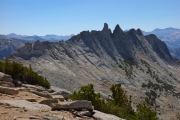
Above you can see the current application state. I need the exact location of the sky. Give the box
[0,0,180,36]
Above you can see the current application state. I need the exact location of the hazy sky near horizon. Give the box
[0,0,180,36]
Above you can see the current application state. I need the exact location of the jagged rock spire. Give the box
[113,24,124,35]
[102,23,109,31]
[114,24,121,32]
[128,28,143,36]
[137,28,143,36]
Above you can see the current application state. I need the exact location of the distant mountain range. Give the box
[0,34,75,59]
[0,38,24,59]
[40,34,75,41]
[0,33,75,43]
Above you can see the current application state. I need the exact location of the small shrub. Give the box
[69,84,105,111]
[144,81,163,92]
[118,64,123,68]
[124,67,133,77]
[141,59,150,67]
[123,58,135,67]
[136,98,158,120]
[142,83,147,87]
[162,83,173,92]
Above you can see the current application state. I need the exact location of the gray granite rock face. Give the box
[0,86,19,95]
[93,110,125,120]
[0,100,51,111]
[0,72,13,82]
[51,100,93,110]
[39,99,58,106]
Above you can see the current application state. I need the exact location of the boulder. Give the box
[0,72,5,78]
[17,81,22,87]
[39,99,58,106]
[29,116,40,119]
[51,95,65,101]
[50,86,72,99]
[22,84,46,92]
[73,110,94,117]
[43,114,64,120]
[13,80,22,87]
[0,72,13,82]
[80,110,93,117]
[17,87,26,91]
[51,91,71,99]
[42,114,64,120]
[93,110,125,120]
[28,90,52,98]
[26,98,37,102]
[47,89,55,93]
[0,100,51,111]
[11,114,64,120]
[0,81,15,87]
[51,100,93,110]
[0,86,19,95]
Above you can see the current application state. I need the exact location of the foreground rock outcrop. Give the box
[0,86,19,95]
[0,72,13,82]
[0,73,124,120]
[93,110,125,120]
[0,100,51,111]
[51,100,93,111]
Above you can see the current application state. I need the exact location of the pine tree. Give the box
[136,98,158,120]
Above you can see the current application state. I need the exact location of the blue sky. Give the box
[0,0,180,36]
